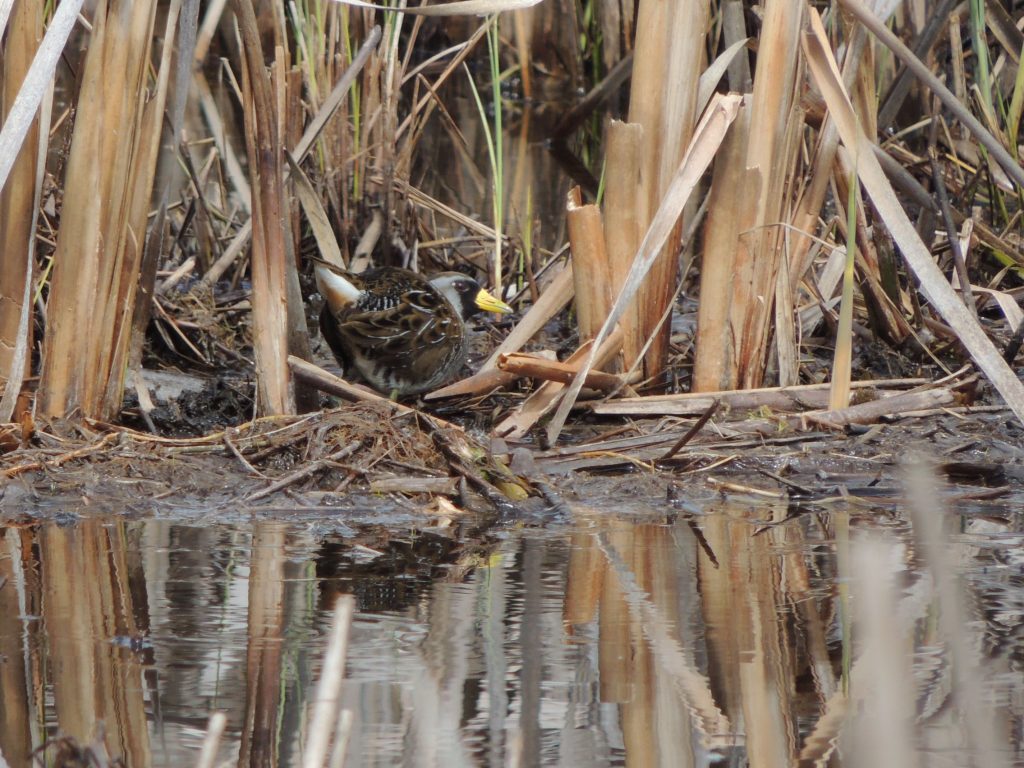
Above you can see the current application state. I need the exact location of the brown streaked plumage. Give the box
[314,261,512,397]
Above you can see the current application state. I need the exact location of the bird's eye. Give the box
[455,280,471,293]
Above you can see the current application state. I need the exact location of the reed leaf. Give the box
[829,171,858,412]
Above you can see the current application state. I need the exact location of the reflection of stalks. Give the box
[801,461,1013,766]
[904,460,1011,767]
[302,594,356,768]
[195,712,226,768]
[196,595,355,768]
[594,531,731,744]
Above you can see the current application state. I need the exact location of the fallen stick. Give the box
[494,328,625,440]
[497,353,635,392]
[590,378,929,417]
[798,387,955,428]
[244,441,361,502]
[288,356,468,435]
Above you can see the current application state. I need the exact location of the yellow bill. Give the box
[474,288,513,315]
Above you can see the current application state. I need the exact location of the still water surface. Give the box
[2,481,1023,767]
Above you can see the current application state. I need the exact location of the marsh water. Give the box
[3,473,1024,768]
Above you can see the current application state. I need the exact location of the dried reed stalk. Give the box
[493,327,624,440]
[497,352,631,391]
[195,712,227,768]
[0,0,43,421]
[590,377,927,417]
[904,462,1011,767]
[603,121,644,369]
[805,8,1024,424]
[238,522,287,766]
[232,0,294,415]
[564,531,604,625]
[41,523,152,763]
[545,94,742,442]
[425,264,575,399]
[787,10,873,294]
[566,186,612,344]
[302,595,355,768]
[693,96,750,392]
[730,0,805,389]
[625,0,706,383]
[37,0,181,419]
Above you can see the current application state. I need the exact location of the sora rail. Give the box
[314,260,512,397]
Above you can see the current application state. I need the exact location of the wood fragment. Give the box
[566,187,613,343]
[591,378,927,417]
[497,353,633,392]
[799,387,955,428]
[493,327,625,440]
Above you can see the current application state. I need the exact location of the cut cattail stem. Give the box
[567,186,613,346]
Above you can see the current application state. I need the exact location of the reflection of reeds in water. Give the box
[560,480,1017,766]
[38,520,153,766]
[1,527,39,764]
[3,484,1023,765]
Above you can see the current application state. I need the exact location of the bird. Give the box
[314,260,512,398]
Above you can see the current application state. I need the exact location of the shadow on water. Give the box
[2,480,1023,767]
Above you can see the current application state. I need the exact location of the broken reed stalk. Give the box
[425,264,575,399]
[566,186,612,345]
[497,352,634,392]
[494,327,625,440]
[301,595,355,768]
[232,0,294,416]
[603,120,644,370]
[732,0,805,389]
[545,94,743,443]
[0,0,45,422]
[37,0,179,420]
[625,0,706,384]
[692,95,750,392]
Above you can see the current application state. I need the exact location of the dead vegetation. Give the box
[3,1,1024,497]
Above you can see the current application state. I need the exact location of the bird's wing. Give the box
[336,287,455,363]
